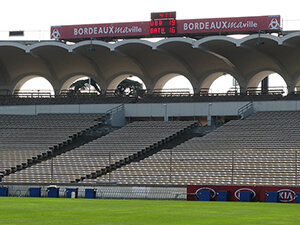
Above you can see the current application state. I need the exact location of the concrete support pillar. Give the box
[207,103,212,126]
[163,104,168,121]
[287,85,295,94]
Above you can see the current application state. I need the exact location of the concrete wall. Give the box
[253,101,300,112]
[3,184,186,200]
[125,102,248,117]
[0,100,299,116]
[0,104,120,115]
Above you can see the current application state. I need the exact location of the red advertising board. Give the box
[178,15,280,35]
[51,21,150,40]
[187,185,300,203]
[51,15,281,40]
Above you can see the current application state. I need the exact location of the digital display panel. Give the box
[150,19,176,27]
[150,26,176,35]
[150,19,177,35]
[151,11,176,20]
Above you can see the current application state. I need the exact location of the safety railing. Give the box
[153,88,192,97]
[238,102,254,120]
[104,104,125,126]
[246,86,286,95]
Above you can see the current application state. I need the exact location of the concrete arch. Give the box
[153,37,195,50]
[199,71,241,93]
[59,73,102,94]
[112,48,151,83]
[152,73,195,93]
[192,37,244,79]
[12,74,55,94]
[112,39,154,51]
[281,31,300,44]
[0,58,10,84]
[239,33,281,46]
[27,41,71,53]
[106,73,148,91]
[71,39,114,52]
[71,50,106,85]
[153,47,198,84]
[192,34,282,47]
[0,42,28,51]
[295,77,300,91]
[193,36,239,47]
[112,40,192,85]
[2,34,300,96]
[246,70,288,92]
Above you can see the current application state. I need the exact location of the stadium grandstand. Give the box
[0,14,299,201]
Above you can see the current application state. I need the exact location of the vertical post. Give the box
[109,152,111,184]
[231,150,234,185]
[169,149,172,183]
[296,151,298,186]
[262,76,269,95]
[88,77,91,95]
[51,149,54,183]
[233,77,238,94]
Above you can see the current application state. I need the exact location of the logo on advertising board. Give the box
[51,27,61,39]
[277,189,296,202]
[269,18,280,30]
[234,188,256,200]
[195,187,217,199]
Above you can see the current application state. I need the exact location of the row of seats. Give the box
[83,111,300,186]
[3,111,299,186]
[0,113,104,177]
[3,120,197,183]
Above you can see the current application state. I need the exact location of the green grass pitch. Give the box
[0,197,299,225]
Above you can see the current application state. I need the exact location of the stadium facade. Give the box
[0,14,299,202]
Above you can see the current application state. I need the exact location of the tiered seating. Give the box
[3,121,197,183]
[92,111,300,186]
[0,113,104,179]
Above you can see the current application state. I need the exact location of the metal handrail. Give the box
[238,102,253,119]
[105,104,125,125]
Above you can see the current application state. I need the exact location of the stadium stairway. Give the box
[0,113,110,181]
[72,121,199,183]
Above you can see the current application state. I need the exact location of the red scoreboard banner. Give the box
[51,21,150,40]
[187,185,300,203]
[178,15,280,34]
[51,15,281,40]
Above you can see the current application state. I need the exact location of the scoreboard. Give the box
[150,19,177,35]
[150,11,177,36]
[151,12,176,20]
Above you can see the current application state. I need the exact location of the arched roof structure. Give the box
[1,33,300,94]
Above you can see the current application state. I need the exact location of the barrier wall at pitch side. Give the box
[187,185,300,203]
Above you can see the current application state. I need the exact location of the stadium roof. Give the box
[1,32,300,94]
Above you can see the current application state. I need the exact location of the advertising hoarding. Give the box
[51,15,281,40]
[187,185,300,203]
